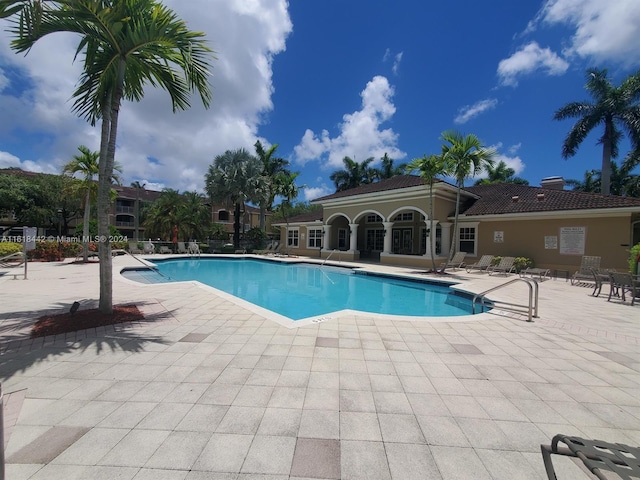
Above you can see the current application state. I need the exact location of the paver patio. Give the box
[1,255,639,479]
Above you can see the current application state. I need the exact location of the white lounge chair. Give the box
[177,242,188,254]
[465,255,494,273]
[128,242,143,254]
[143,240,155,254]
[188,241,201,255]
[488,256,516,276]
[0,251,25,267]
[440,252,466,271]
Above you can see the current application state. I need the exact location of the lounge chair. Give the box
[188,241,201,255]
[465,255,494,273]
[0,251,25,267]
[439,252,466,271]
[571,255,601,285]
[143,240,155,254]
[608,271,639,305]
[128,242,143,254]
[177,242,188,254]
[488,256,516,276]
[159,246,172,254]
[256,242,278,255]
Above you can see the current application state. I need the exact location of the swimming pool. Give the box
[123,257,482,320]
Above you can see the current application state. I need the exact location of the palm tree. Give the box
[329,156,376,192]
[474,160,529,185]
[567,160,640,197]
[178,191,211,241]
[406,154,446,273]
[554,68,640,195]
[205,149,266,248]
[254,140,290,230]
[142,188,184,240]
[441,131,495,271]
[376,153,407,180]
[277,172,305,245]
[1,0,213,313]
[62,145,121,262]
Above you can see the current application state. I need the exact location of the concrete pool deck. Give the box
[0,254,639,479]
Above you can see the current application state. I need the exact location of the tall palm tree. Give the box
[474,160,529,185]
[329,156,376,192]
[178,191,211,241]
[554,68,640,195]
[277,171,305,245]
[376,153,407,180]
[406,154,446,273]
[205,148,266,248]
[254,140,290,230]
[441,131,495,271]
[62,145,121,262]
[1,0,214,313]
[567,160,640,197]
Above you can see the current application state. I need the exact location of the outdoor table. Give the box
[541,434,640,480]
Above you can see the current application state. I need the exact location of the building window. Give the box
[366,229,385,251]
[308,228,322,248]
[421,225,442,255]
[218,210,229,222]
[287,228,299,247]
[458,226,476,254]
[393,212,413,222]
[338,228,348,249]
[366,214,382,223]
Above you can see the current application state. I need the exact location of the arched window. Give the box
[218,211,229,222]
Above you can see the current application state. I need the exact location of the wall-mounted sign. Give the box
[544,235,558,249]
[559,226,586,255]
[493,231,504,243]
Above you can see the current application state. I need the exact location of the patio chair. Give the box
[608,271,639,306]
[188,241,201,255]
[571,255,601,285]
[0,251,25,267]
[177,242,188,254]
[488,256,516,276]
[256,242,278,255]
[590,268,615,297]
[465,255,494,273]
[439,252,466,271]
[128,241,143,254]
[143,240,155,254]
[159,246,172,254]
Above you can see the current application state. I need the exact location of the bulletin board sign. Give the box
[559,226,586,255]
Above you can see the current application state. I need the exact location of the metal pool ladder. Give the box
[472,277,539,322]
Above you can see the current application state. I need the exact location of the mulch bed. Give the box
[31,304,144,338]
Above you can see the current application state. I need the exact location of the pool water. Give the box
[123,258,479,320]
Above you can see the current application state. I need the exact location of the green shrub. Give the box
[514,257,533,272]
[28,241,63,261]
[629,243,640,274]
[0,241,22,256]
[490,256,501,266]
[244,227,268,250]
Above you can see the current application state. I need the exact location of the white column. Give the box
[323,224,332,251]
[423,220,438,257]
[382,222,393,254]
[348,223,359,252]
[439,222,453,257]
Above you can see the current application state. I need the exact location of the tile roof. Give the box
[313,175,429,201]
[273,210,323,224]
[462,183,640,215]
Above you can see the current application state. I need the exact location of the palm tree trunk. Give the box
[429,182,436,273]
[444,185,462,273]
[601,121,613,195]
[98,59,125,315]
[82,192,90,262]
[233,202,241,248]
[259,204,266,230]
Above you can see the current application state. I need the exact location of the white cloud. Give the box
[454,98,498,124]
[293,75,406,169]
[497,42,569,87]
[0,0,293,192]
[383,49,403,75]
[537,0,640,66]
[303,185,332,202]
[0,151,58,173]
[481,142,526,178]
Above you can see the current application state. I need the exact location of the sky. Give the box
[1,0,640,203]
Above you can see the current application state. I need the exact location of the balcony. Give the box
[116,205,135,214]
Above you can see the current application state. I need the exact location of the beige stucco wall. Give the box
[473,215,634,272]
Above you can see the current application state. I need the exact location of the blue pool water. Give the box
[123,258,479,320]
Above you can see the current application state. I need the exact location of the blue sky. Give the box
[1,0,640,202]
